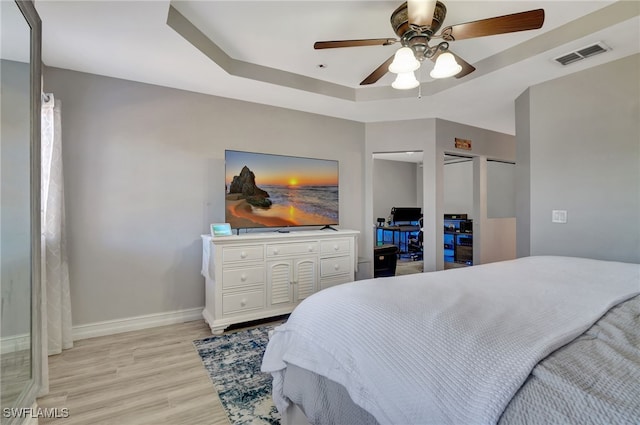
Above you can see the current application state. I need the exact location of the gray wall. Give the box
[44,67,365,327]
[46,53,638,328]
[435,119,515,160]
[516,54,640,263]
[372,159,418,222]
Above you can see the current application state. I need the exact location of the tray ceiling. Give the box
[34,1,640,134]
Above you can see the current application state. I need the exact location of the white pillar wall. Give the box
[473,156,487,265]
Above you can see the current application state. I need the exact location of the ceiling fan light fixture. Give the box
[407,0,435,27]
[392,71,420,90]
[388,47,420,74]
[430,52,462,79]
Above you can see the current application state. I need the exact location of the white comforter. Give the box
[261,256,640,425]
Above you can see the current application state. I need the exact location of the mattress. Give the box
[262,256,640,425]
[279,295,640,425]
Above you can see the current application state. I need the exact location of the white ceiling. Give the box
[32,0,640,135]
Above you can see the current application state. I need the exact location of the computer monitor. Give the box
[391,207,422,223]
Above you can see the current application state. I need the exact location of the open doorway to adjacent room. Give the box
[443,153,474,269]
[442,153,517,269]
[372,151,424,277]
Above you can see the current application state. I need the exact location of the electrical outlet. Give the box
[552,210,567,223]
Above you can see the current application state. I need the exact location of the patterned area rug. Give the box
[194,325,281,425]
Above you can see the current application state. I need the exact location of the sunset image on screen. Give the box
[224,151,339,229]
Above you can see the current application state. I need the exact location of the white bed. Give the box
[261,256,640,425]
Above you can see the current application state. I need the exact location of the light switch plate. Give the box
[552,210,567,223]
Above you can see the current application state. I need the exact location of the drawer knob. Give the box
[273,248,279,254]
[308,246,313,252]
[240,274,247,281]
[240,251,247,258]
[240,298,247,307]
[334,264,340,270]
[333,245,339,251]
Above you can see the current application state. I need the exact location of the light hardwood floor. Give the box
[37,320,232,425]
[395,259,423,275]
[1,348,32,410]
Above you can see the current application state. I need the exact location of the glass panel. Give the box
[443,154,473,217]
[1,0,33,412]
[487,160,516,218]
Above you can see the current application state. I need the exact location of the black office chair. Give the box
[374,244,399,278]
[408,218,423,261]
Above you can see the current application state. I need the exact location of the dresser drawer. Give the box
[320,255,352,277]
[222,266,264,290]
[222,290,265,315]
[320,274,353,291]
[267,242,318,257]
[222,245,264,263]
[320,239,351,256]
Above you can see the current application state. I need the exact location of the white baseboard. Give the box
[0,333,30,355]
[72,307,203,341]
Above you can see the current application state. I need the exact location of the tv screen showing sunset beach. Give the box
[225,150,339,229]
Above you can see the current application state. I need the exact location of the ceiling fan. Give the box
[314,1,545,88]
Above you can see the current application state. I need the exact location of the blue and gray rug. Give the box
[194,325,281,425]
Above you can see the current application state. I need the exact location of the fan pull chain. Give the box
[418,66,423,99]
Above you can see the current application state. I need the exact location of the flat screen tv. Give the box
[225,150,339,229]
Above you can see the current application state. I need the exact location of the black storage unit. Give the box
[374,244,399,277]
[444,215,473,266]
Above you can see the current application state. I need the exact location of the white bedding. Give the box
[261,256,640,425]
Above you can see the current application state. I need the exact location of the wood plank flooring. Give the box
[37,320,231,425]
[1,348,32,409]
[395,260,423,275]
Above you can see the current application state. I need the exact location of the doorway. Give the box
[372,151,423,276]
[442,153,517,268]
[443,153,474,269]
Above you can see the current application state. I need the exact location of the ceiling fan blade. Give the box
[314,39,397,49]
[449,52,475,78]
[360,55,395,85]
[408,0,436,28]
[430,49,476,79]
[443,9,544,41]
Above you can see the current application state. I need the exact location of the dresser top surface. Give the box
[202,229,359,244]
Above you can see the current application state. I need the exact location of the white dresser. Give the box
[201,229,359,334]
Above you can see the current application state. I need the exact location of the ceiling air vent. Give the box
[555,52,583,66]
[554,42,610,66]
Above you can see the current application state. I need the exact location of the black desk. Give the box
[375,225,420,255]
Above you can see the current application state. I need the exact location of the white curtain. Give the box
[41,94,73,361]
